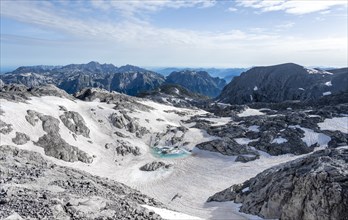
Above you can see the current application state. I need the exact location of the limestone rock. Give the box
[59,111,90,138]
[140,161,172,171]
[208,148,348,220]
[11,132,30,145]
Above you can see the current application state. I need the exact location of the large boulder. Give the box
[208,148,348,220]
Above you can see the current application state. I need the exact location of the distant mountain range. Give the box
[0,61,227,97]
[217,63,348,104]
[150,67,247,82]
[166,70,226,97]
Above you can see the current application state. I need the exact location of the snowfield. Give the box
[0,95,320,219]
[318,117,348,134]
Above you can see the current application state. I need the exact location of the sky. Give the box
[0,0,347,69]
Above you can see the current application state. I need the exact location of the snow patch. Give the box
[290,125,331,147]
[325,81,332,86]
[241,187,250,193]
[298,88,305,91]
[323,91,331,96]
[237,108,265,117]
[142,205,202,220]
[253,86,258,91]
[318,117,348,134]
[271,137,288,144]
[234,138,253,145]
[247,125,260,132]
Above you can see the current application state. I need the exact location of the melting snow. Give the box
[237,108,265,117]
[290,125,331,146]
[235,138,254,145]
[323,91,332,96]
[318,117,348,134]
[248,125,260,132]
[241,187,250,193]
[271,137,288,144]
[306,68,332,75]
[298,88,305,91]
[325,81,332,86]
[142,205,202,220]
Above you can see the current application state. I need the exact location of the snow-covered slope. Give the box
[0,91,303,219]
[1,86,347,219]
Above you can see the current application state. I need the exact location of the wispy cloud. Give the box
[236,0,348,15]
[0,0,346,67]
[227,7,238,12]
[91,0,216,18]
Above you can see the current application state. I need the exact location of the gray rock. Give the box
[109,112,148,137]
[235,154,259,163]
[196,138,259,157]
[208,148,348,220]
[0,145,163,220]
[25,110,93,163]
[140,161,172,171]
[12,132,30,145]
[35,134,93,163]
[0,120,13,134]
[59,111,90,138]
[113,140,141,156]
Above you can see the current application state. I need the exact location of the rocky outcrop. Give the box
[35,134,93,163]
[0,120,13,134]
[11,132,30,145]
[105,140,141,156]
[26,110,93,163]
[152,126,188,147]
[208,148,348,220]
[0,145,163,220]
[109,112,148,137]
[140,161,172,171]
[59,111,90,138]
[217,63,348,104]
[235,154,259,163]
[196,138,259,157]
[165,70,226,97]
[0,84,73,102]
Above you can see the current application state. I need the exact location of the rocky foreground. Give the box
[0,145,163,220]
[208,148,348,220]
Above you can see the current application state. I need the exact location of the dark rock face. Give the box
[208,148,348,220]
[75,87,153,112]
[165,70,226,97]
[196,138,259,157]
[140,161,172,171]
[0,62,165,96]
[0,145,163,220]
[59,111,90,138]
[26,110,93,163]
[218,63,348,104]
[12,132,30,145]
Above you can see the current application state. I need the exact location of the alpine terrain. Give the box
[0,62,347,219]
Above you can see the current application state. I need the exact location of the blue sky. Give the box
[0,0,347,69]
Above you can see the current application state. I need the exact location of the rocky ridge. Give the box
[217,63,348,104]
[207,147,348,220]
